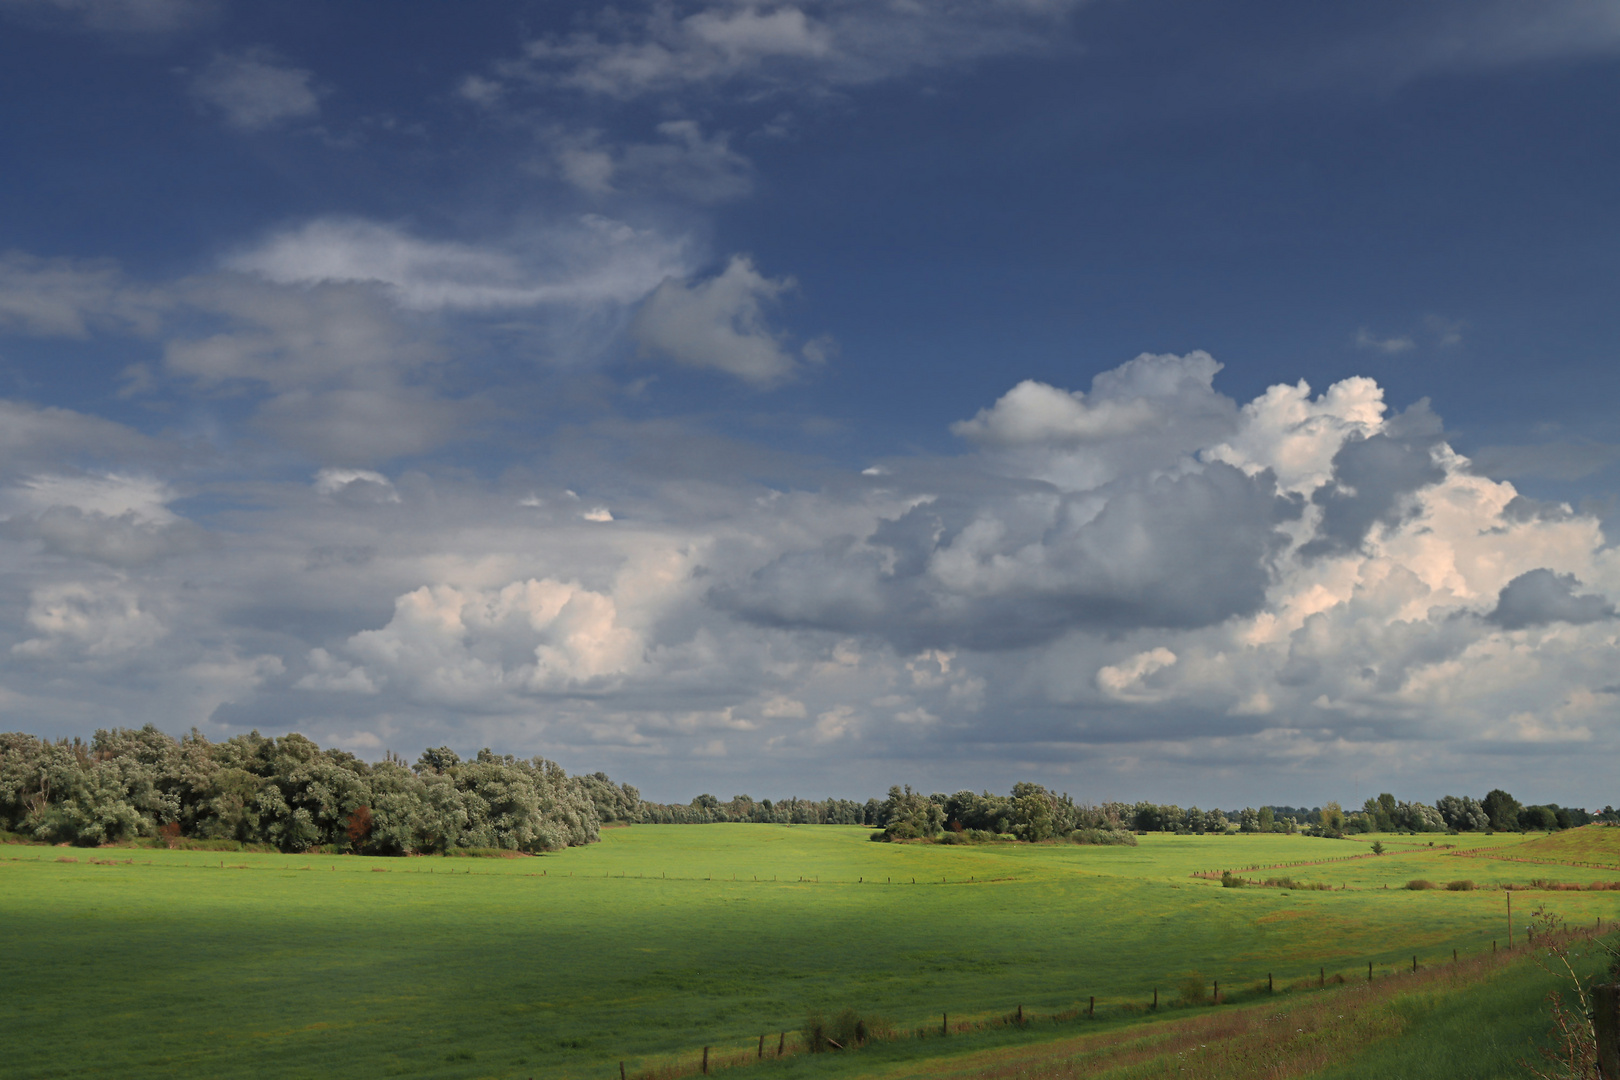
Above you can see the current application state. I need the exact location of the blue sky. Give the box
[1,0,1617,808]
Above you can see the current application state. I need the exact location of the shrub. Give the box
[1262,876,1330,890]
[1445,879,1475,891]
[1178,975,1207,1005]
[1072,828,1137,846]
[1221,871,1245,888]
[831,1009,868,1049]
[803,1009,882,1051]
[803,1011,829,1051]
[1406,879,1437,890]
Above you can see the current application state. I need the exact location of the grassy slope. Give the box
[1490,825,1620,868]
[2,826,1617,1080]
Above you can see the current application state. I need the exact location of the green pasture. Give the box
[4,825,1618,1080]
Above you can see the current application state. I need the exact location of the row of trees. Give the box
[1308,791,1602,837]
[6,728,1611,852]
[871,784,1135,842]
[0,728,601,854]
[633,792,872,826]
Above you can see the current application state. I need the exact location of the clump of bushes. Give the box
[1178,975,1208,1005]
[1266,876,1330,890]
[1072,828,1137,846]
[1406,879,1438,890]
[803,1009,889,1052]
[1217,872,1329,890]
[1445,879,1475,891]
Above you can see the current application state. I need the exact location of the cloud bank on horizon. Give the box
[0,0,1617,805]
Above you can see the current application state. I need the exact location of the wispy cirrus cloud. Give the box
[487,1,1090,102]
[226,216,693,311]
[0,0,211,35]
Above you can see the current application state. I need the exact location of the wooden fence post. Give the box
[1016,1004,1023,1026]
[1152,988,1157,1010]
[778,1032,785,1057]
[1368,961,1372,983]
[1213,979,1219,1003]
[701,1047,709,1075]
[758,1034,764,1059]
[620,1062,626,1080]
[1319,967,1325,988]
[1594,983,1620,1079]
[942,1013,948,1036]
[1089,995,1095,1016]
[1508,891,1513,948]
[1268,973,1273,993]
[1412,955,1417,974]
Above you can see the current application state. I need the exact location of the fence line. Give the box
[1445,850,1620,873]
[613,923,1606,1080]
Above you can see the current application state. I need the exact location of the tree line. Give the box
[1319,790,1603,836]
[3,727,1611,853]
[0,727,601,854]
[634,784,1140,844]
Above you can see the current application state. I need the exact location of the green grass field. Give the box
[4,825,1618,1079]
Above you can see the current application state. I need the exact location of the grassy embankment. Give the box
[3,825,1617,1079]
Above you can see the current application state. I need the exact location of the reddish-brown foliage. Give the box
[346,806,374,848]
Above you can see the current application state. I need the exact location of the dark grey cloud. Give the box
[1300,407,1445,558]
[717,461,1301,651]
[1498,494,1576,525]
[1487,569,1616,630]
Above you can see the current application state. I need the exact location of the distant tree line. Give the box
[868,784,1138,844]
[632,791,871,826]
[1238,791,1606,839]
[5,727,1612,853]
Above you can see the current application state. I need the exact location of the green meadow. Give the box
[4,825,1617,1080]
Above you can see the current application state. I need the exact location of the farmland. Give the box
[3,825,1617,1079]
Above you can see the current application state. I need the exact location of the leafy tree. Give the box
[1436,795,1490,832]
[1319,801,1346,837]
[876,785,944,840]
[1482,789,1522,832]
[1518,804,1559,831]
